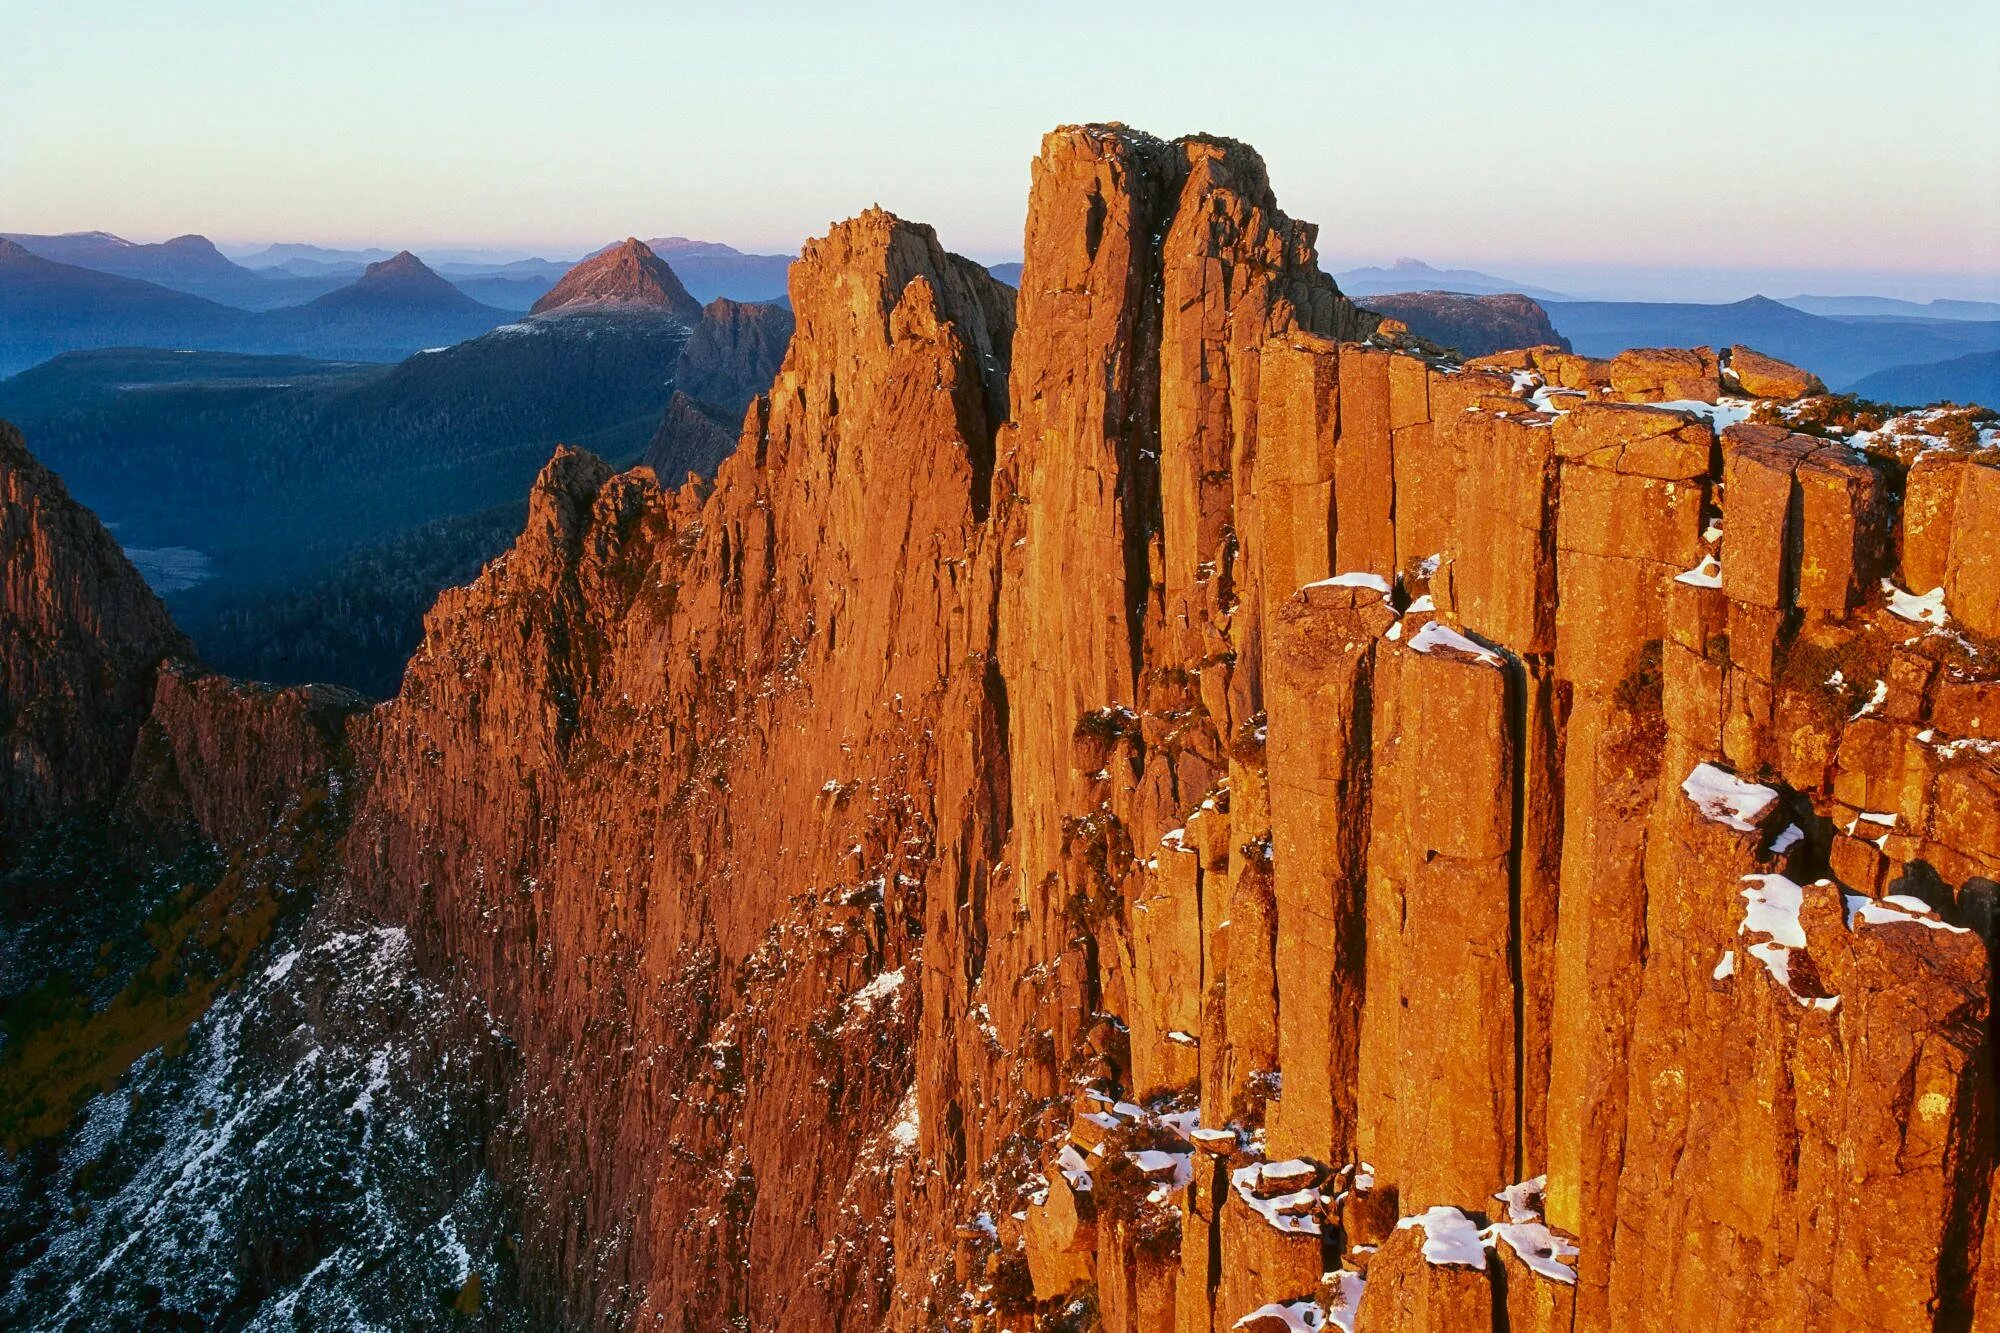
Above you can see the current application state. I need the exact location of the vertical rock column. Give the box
[1433,403,1564,1180]
[1357,616,1519,1211]
[1541,402,1712,1303]
[989,123,1178,1117]
[1263,581,1395,1165]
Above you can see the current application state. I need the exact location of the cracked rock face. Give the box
[0,420,189,840]
[2,121,1999,1332]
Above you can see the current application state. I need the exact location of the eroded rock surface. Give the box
[3,120,1999,1333]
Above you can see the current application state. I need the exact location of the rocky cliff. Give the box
[4,121,2000,1333]
[1359,290,1570,358]
[0,418,189,841]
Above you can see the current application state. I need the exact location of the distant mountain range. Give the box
[633,238,793,303]
[0,230,800,376]
[0,239,790,692]
[0,243,513,377]
[10,226,1995,405]
[1329,257,1573,302]
[1778,294,2000,322]
[1852,347,2000,407]
[3,231,346,309]
[1358,292,1570,357]
[1543,294,2000,391]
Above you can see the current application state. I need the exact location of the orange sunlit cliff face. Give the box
[4,124,1999,1331]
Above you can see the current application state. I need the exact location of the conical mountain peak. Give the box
[529,238,702,320]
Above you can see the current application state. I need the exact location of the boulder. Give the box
[1726,344,1822,400]
[1609,346,1720,403]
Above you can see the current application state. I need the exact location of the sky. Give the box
[6,0,1999,302]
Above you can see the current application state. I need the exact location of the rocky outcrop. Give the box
[675,297,796,411]
[5,121,1999,1333]
[345,203,1016,1328]
[643,300,797,483]
[126,663,364,853]
[641,389,740,484]
[1360,290,1570,358]
[333,125,2000,1332]
[0,418,189,841]
[530,237,703,320]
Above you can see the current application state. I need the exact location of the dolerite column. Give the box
[1357,612,1518,1212]
[1435,404,1564,1184]
[1605,764,1792,1325]
[1541,401,1712,1314]
[1263,581,1394,1166]
[1331,345,1396,580]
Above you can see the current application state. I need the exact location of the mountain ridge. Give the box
[3,121,2000,1333]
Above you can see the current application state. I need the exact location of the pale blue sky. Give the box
[6,0,1998,300]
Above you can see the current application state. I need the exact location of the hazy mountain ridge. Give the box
[1331,255,1572,301]
[1546,294,2000,390]
[1852,345,2000,407]
[0,246,515,377]
[0,271,792,692]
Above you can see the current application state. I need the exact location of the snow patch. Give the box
[1231,1160,1323,1236]
[1328,1270,1366,1333]
[1882,580,1949,627]
[1484,1220,1579,1284]
[1844,893,1970,934]
[1234,1299,1325,1332]
[1396,1205,1488,1269]
[1407,619,1502,666]
[1681,763,1777,833]
[1674,553,1723,588]
[847,967,905,1011]
[1303,570,1391,595]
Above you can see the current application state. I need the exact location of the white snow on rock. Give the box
[1882,580,1949,627]
[1126,1147,1195,1202]
[1396,1205,1488,1269]
[1654,397,1755,432]
[847,967,905,1011]
[1408,619,1502,666]
[1681,763,1778,833]
[1738,874,1841,1011]
[1493,1176,1545,1224]
[1303,570,1391,595]
[1844,893,1970,934]
[1713,949,1737,980]
[1234,1298,1325,1332]
[1057,1144,1094,1192]
[887,1084,920,1152]
[1674,553,1723,588]
[1740,873,1808,948]
[1231,1160,1323,1235]
[1328,1270,1366,1333]
[1484,1220,1579,1284]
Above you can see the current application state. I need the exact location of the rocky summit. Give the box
[3,123,2000,1332]
[529,237,705,320]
